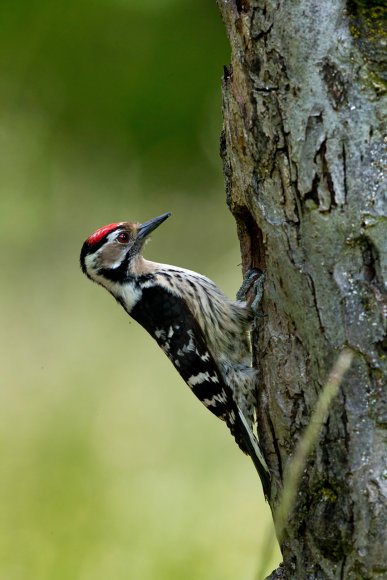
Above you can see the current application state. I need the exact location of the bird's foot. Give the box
[236,268,265,317]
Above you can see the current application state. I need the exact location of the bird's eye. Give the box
[117,231,130,244]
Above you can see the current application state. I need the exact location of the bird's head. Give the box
[80,212,171,285]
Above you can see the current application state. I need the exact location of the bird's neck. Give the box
[128,255,160,276]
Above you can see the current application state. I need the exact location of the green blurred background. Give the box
[0,1,280,578]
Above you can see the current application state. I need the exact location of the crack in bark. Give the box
[342,142,348,204]
[321,58,348,110]
[305,272,326,336]
[319,138,337,209]
[304,174,320,208]
[234,204,266,271]
[272,97,302,224]
[267,411,284,481]
[303,136,339,212]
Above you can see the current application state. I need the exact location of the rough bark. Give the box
[216,1,386,578]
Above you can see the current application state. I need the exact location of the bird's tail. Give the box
[237,407,271,499]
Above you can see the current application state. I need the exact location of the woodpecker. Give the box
[80,212,270,498]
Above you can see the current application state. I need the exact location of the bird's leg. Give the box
[236,268,265,317]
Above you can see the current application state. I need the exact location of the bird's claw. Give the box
[237,268,265,317]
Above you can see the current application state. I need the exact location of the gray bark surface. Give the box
[216,1,386,578]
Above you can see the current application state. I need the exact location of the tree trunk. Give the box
[216,1,386,578]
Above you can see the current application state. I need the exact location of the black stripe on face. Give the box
[97,259,157,285]
[97,252,131,283]
[80,241,93,275]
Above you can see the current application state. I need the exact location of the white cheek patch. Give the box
[88,234,134,274]
[110,258,127,269]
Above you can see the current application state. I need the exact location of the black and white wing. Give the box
[130,284,271,498]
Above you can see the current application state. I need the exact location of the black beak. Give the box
[137,212,171,240]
